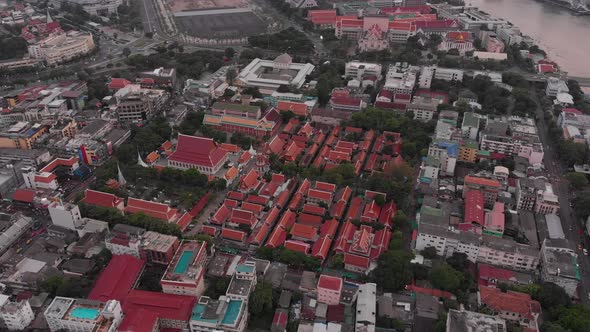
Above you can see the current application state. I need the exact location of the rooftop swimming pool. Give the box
[221,300,242,326]
[70,307,99,320]
[173,250,193,274]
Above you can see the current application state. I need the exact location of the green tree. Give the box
[224,47,236,58]
[554,304,590,332]
[566,172,588,190]
[535,282,571,310]
[249,282,274,315]
[446,252,469,272]
[226,67,237,84]
[122,47,131,57]
[370,250,414,292]
[421,246,438,259]
[429,264,463,292]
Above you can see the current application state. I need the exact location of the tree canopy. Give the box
[370,250,414,292]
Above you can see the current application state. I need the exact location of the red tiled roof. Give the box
[190,193,211,217]
[222,228,247,242]
[414,19,458,29]
[331,96,362,107]
[227,191,246,201]
[123,290,196,323]
[211,204,231,224]
[229,208,256,226]
[266,227,287,248]
[119,309,159,332]
[464,175,501,188]
[176,212,193,231]
[200,225,218,236]
[308,9,337,25]
[239,169,260,192]
[241,202,264,214]
[308,189,333,203]
[219,143,240,153]
[285,240,311,254]
[303,204,326,216]
[464,190,484,226]
[298,213,323,226]
[478,264,516,286]
[39,156,78,173]
[12,188,35,203]
[278,101,308,117]
[318,274,343,291]
[320,219,338,239]
[479,286,541,320]
[272,309,288,328]
[407,285,454,299]
[252,223,270,245]
[379,201,396,227]
[344,253,370,269]
[82,189,123,209]
[35,173,57,183]
[168,134,228,168]
[126,197,177,221]
[108,78,131,90]
[275,190,290,208]
[311,236,332,261]
[290,223,318,241]
[88,255,145,302]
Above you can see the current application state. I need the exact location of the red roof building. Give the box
[168,134,228,175]
[12,188,36,204]
[290,223,318,242]
[239,169,261,193]
[311,236,332,261]
[308,9,337,27]
[285,240,311,254]
[222,228,247,242]
[81,189,125,210]
[317,275,343,305]
[478,286,541,328]
[108,78,131,90]
[277,101,308,117]
[122,290,196,328]
[88,255,145,302]
[464,190,484,227]
[126,197,178,222]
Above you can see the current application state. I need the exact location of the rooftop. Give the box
[447,309,506,332]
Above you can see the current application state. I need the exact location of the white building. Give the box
[408,96,440,122]
[355,283,376,332]
[0,295,35,331]
[58,0,122,15]
[236,54,315,91]
[418,66,435,89]
[105,224,145,257]
[446,309,506,332]
[540,239,580,297]
[29,32,95,65]
[45,297,123,332]
[433,67,464,82]
[545,78,569,97]
[161,240,208,297]
[383,63,418,94]
[345,61,383,81]
[48,202,83,230]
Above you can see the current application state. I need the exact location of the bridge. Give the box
[520,72,590,87]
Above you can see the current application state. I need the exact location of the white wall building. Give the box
[48,202,83,230]
[545,78,569,97]
[418,66,435,89]
[433,67,464,82]
[345,61,383,81]
[28,32,95,65]
[0,295,35,331]
[355,283,376,332]
[45,297,123,332]
[236,54,315,90]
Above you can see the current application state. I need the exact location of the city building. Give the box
[478,286,541,330]
[433,4,508,31]
[0,122,48,150]
[111,84,168,123]
[462,112,480,140]
[28,31,95,65]
[383,63,418,94]
[534,182,560,215]
[138,67,177,87]
[483,202,505,236]
[161,240,208,296]
[57,0,122,16]
[355,283,377,332]
[189,262,255,332]
[438,31,474,55]
[546,77,569,97]
[446,309,506,332]
[463,175,501,207]
[418,66,434,89]
[0,296,35,331]
[427,140,458,175]
[168,134,229,174]
[105,224,146,257]
[44,297,123,332]
[203,108,281,138]
[139,231,180,265]
[236,54,315,91]
[317,275,343,305]
[408,96,440,121]
[88,255,145,302]
[540,239,580,297]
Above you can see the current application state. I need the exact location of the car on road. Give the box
[584,249,588,256]
[579,244,584,251]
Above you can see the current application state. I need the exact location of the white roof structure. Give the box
[237,56,315,90]
[355,283,377,332]
[556,93,574,105]
[546,214,565,239]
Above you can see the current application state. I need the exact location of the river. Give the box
[469,0,590,77]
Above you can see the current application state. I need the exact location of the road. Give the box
[532,86,590,303]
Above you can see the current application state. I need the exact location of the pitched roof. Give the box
[298,213,323,226]
[318,274,343,291]
[88,255,145,302]
[308,189,333,202]
[123,290,196,323]
[479,286,541,320]
[82,189,123,209]
[12,188,35,203]
[266,227,287,248]
[311,236,332,261]
[308,9,337,25]
[464,190,484,226]
[285,240,311,254]
[320,219,338,239]
[239,169,260,192]
[168,134,227,168]
[464,175,501,188]
[344,253,370,269]
[278,101,308,117]
[290,223,318,241]
[126,197,177,221]
[222,228,247,242]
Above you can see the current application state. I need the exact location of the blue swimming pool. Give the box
[221,300,243,325]
[173,250,193,274]
[70,307,99,320]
